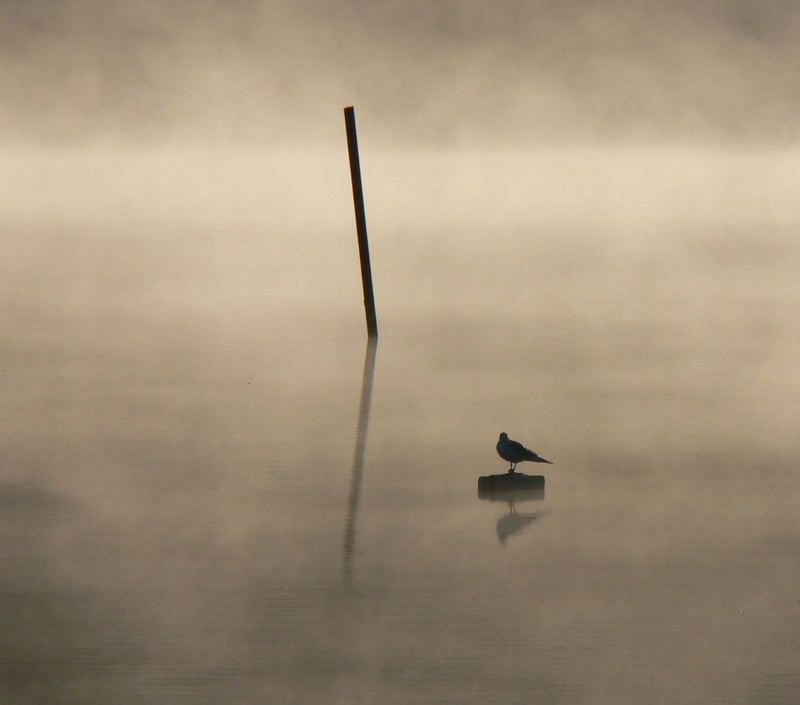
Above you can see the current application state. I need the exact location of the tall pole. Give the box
[344,106,378,338]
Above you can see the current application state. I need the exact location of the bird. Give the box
[496,432,552,473]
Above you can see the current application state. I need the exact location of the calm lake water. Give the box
[1,147,799,703]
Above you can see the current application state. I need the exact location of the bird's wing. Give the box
[508,439,534,456]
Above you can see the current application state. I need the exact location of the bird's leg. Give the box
[508,463,516,475]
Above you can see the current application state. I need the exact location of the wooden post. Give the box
[344,106,378,338]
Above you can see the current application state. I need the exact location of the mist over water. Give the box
[2,2,800,703]
[3,0,800,145]
[3,144,798,704]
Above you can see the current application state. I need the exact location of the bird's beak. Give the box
[539,458,553,464]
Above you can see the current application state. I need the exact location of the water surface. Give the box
[1,147,798,704]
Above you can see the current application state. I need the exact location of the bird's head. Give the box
[499,432,508,440]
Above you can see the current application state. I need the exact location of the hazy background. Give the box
[2,2,799,704]
[2,0,800,147]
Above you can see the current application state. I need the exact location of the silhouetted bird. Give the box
[496,432,552,472]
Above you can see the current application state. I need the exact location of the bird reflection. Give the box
[478,481,546,543]
[496,503,549,543]
[343,338,377,584]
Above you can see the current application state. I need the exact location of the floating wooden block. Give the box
[478,473,545,501]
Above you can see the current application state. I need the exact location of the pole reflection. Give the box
[343,339,378,584]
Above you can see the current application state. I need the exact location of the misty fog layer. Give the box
[2,3,799,704]
[2,0,800,145]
